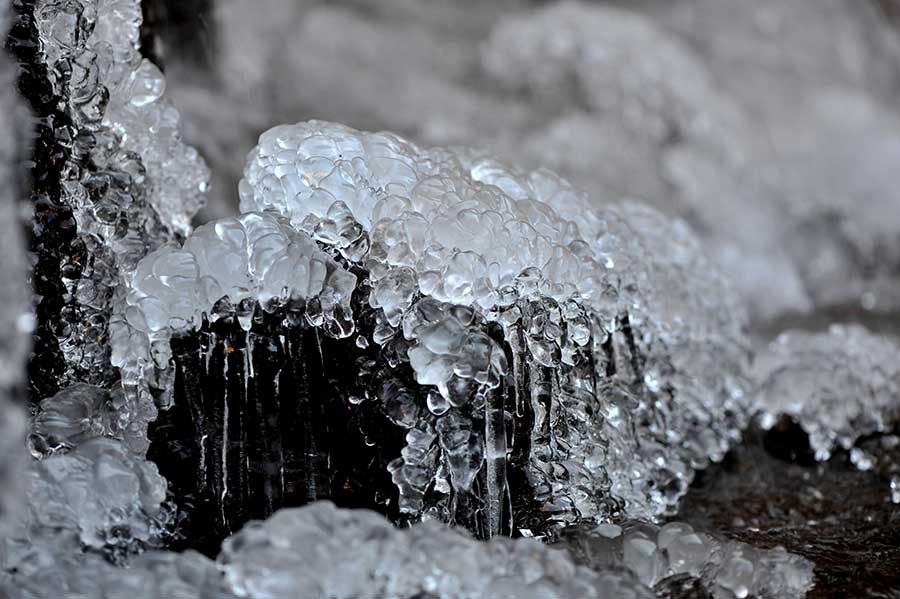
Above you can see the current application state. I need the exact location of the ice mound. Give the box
[562,520,814,599]
[218,501,648,599]
[4,434,168,558]
[755,324,900,462]
[239,121,607,309]
[126,120,749,535]
[26,0,208,394]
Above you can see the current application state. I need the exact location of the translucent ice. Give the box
[562,520,814,599]
[3,435,168,559]
[30,383,135,455]
[218,501,649,599]
[115,211,357,405]
[31,0,208,392]
[234,120,750,527]
[754,324,900,461]
[36,0,208,235]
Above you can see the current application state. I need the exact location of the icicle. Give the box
[483,385,508,537]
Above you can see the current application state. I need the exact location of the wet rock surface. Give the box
[678,424,900,598]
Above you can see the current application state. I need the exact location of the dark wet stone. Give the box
[678,425,900,599]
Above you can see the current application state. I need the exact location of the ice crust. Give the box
[123,119,750,530]
[563,520,814,599]
[32,0,208,392]
[755,325,900,462]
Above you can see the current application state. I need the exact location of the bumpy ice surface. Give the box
[563,520,814,598]
[124,119,751,530]
[755,325,900,468]
[182,0,900,323]
[33,0,209,395]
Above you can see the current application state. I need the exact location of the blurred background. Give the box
[142,0,900,331]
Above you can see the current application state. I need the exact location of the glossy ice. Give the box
[127,120,750,534]
[31,0,208,398]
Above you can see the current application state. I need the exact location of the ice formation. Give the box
[8,436,168,555]
[119,120,750,539]
[3,0,896,596]
[4,502,655,599]
[561,520,814,599]
[118,211,357,393]
[8,549,227,599]
[189,0,900,323]
[0,0,28,533]
[21,0,208,399]
[218,501,648,599]
[241,121,749,524]
[754,325,900,467]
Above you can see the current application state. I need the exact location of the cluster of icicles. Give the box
[119,120,752,533]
